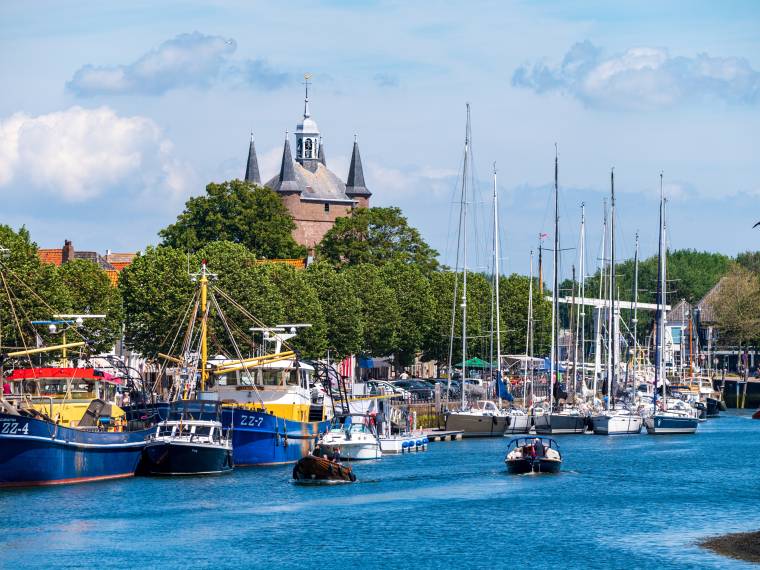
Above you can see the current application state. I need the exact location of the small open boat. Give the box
[292,454,356,483]
[505,436,562,474]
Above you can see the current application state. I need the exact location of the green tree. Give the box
[500,274,552,357]
[0,225,70,360]
[198,241,284,357]
[711,264,760,350]
[306,262,363,359]
[736,251,760,274]
[317,207,439,272]
[264,264,327,358]
[57,260,124,354]
[159,180,307,258]
[119,246,195,357]
[344,264,400,357]
[380,261,435,367]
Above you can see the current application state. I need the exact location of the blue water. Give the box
[1,412,758,569]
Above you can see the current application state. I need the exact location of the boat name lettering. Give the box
[0,420,29,435]
[239,415,264,427]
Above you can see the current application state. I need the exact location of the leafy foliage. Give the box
[306,263,363,359]
[710,264,760,347]
[317,207,439,272]
[344,264,400,357]
[57,260,124,354]
[159,180,307,258]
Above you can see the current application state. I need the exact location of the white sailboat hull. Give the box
[503,413,531,434]
[591,413,643,435]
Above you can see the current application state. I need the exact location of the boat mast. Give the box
[493,162,503,406]
[654,173,665,410]
[550,144,559,412]
[461,104,471,409]
[578,203,586,399]
[626,231,640,389]
[200,261,209,392]
[608,169,616,410]
[593,201,607,402]
[525,250,535,405]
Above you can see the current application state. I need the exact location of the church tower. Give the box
[294,74,321,172]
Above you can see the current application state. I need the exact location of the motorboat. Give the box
[318,415,381,460]
[292,453,356,483]
[505,436,562,474]
[503,407,531,435]
[378,434,428,454]
[445,400,509,438]
[142,400,233,476]
[591,408,643,435]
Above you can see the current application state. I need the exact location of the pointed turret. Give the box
[278,131,300,193]
[244,133,261,184]
[345,137,371,198]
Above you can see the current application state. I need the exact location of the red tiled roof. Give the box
[105,270,119,286]
[254,258,306,269]
[37,249,63,266]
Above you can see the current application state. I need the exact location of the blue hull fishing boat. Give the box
[222,408,328,466]
[0,412,150,487]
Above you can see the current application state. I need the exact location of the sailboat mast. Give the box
[550,145,559,411]
[578,203,586,399]
[631,232,640,382]
[654,173,665,408]
[461,104,470,409]
[493,162,503,405]
[593,201,607,401]
[525,250,534,404]
[608,169,616,409]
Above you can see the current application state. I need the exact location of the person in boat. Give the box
[331,447,341,463]
[312,446,323,458]
[533,438,545,458]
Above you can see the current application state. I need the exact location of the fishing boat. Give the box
[318,414,381,460]
[505,436,562,474]
[292,453,356,483]
[645,174,698,436]
[141,400,233,476]
[156,262,331,467]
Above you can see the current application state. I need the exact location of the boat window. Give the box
[159,425,175,437]
[193,426,212,437]
[261,369,282,386]
[285,370,299,387]
[349,423,367,433]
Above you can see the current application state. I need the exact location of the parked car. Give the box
[463,378,487,399]
[391,379,435,401]
[366,380,410,399]
[421,378,461,399]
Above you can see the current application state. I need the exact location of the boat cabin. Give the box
[4,368,125,426]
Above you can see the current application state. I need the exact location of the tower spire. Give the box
[278,130,299,193]
[345,136,371,199]
[244,131,261,184]
[303,73,312,118]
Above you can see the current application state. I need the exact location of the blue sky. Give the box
[0,0,758,279]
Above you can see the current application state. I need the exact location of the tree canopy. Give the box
[317,207,439,272]
[710,264,760,348]
[159,180,307,258]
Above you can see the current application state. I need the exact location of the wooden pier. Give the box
[422,428,463,442]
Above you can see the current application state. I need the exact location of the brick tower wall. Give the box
[281,194,357,249]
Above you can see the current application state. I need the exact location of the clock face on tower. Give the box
[305,138,313,158]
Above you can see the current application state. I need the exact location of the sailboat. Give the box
[644,174,698,435]
[444,105,509,438]
[592,170,643,435]
[534,146,587,435]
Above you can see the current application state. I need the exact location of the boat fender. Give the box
[349,472,357,482]
[422,437,429,445]
[416,440,423,447]
[402,440,411,449]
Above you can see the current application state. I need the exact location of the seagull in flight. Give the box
[754,221,760,228]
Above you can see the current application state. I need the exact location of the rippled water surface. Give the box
[1,411,758,569]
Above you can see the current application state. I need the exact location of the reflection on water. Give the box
[0,412,758,569]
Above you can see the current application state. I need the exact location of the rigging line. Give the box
[212,285,295,353]
[0,269,34,370]
[209,291,263,404]
[152,287,200,393]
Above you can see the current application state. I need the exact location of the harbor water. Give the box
[1,411,758,569]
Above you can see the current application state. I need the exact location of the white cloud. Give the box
[0,106,195,203]
[513,41,760,110]
[67,32,291,97]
